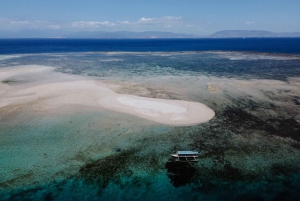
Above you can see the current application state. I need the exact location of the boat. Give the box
[170,151,199,162]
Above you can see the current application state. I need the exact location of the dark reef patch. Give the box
[220,104,300,142]
[270,163,298,177]
[0,171,34,189]
[222,163,242,180]
[293,96,300,106]
[186,99,300,189]
[222,106,266,133]
[233,194,267,201]
[79,149,137,188]
[291,142,300,150]
[267,118,300,142]
[4,186,46,201]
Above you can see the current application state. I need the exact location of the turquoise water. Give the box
[1,51,300,200]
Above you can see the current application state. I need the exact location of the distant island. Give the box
[209,30,300,38]
[66,31,195,38]
[61,30,300,38]
[1,30,300,38]
[69,30,300,38]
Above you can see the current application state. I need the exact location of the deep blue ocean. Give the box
[1,38,300,54]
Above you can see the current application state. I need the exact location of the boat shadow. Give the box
[165,158,197,187]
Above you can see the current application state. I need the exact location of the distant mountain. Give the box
[210,30,300,38]
[1,30,300,39]
[0,29,67,38]
[66,31,196,38]
[0,30,194,38]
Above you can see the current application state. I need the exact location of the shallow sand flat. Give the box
[0,65,215,126]
[0,65,51,80]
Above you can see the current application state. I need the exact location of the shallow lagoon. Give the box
[0,51,300,200]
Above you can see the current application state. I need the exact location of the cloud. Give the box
[0,18,62,30]
[0,16,200,34]
[135,16,183,27]
[246,21,256,25]
[118,20,130,24]
[139,17,157,22]
[48,25,61,29]
[138,16,182,24]
[67,16,202,34]
[71,16,185,30]
[163,16,182,20]
[10,21,29,24]
[72,21,116,28]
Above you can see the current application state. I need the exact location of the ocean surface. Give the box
[0,38,300,201]
[0,38,300,54]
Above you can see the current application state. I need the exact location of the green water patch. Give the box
[2,112,300,201]
[1,77,30,85]
[4,166,300,201]
[2,79,19,84]
[0,105,177,195]
[77,125,192,190]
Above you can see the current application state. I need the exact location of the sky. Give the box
[0,0,299,36]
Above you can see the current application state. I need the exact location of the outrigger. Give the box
[171,151,199,162]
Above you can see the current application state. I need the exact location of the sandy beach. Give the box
[0,65,215,126]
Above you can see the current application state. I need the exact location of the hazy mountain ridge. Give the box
[210,30,300,38]
[67,30,300,38]
[66,31,195,38]
[0,30,300,38]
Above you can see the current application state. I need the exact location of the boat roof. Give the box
[177,151,199,155]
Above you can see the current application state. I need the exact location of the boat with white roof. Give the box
[171,151,199,162]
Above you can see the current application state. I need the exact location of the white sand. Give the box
[100,95,214,125]
[117,97,187,114]
[0,65,215,126]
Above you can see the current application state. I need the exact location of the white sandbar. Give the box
[0,65,215,126]
[99,95,215,125]
[117,97,187,114]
